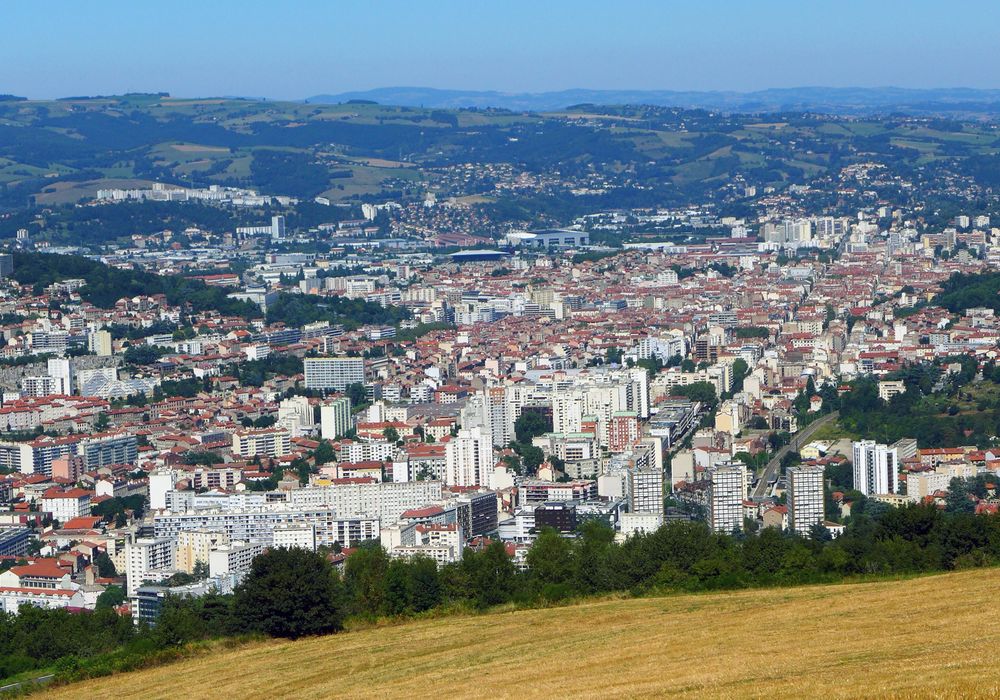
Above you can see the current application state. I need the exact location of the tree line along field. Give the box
[44,567,1000,699]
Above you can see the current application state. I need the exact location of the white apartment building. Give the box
[278,395,314,432]
[208,541,264,578]
[852,441,899,496]
[461,387,517,447]
[149,470,176,511]
[79,433,138,469]
[21,375,58,398]
[906,469,950,501]
[47,358,74,396]
[155,506,380,549]
[320,397,352,440]
[89,329,113,357]
[552,368,650,445]
[232,427,291,458]
[629,334,686,364]
[304,357,365,391]
[176,529,230,573]
[337,439,394,463]
[627,465,664,517]
[125,537,176,596]
[619,511,662,537]
[445,426,494,487]
[273,524,317,551]
[0,432,138,476]
[391,523,465,565]
[787,464,824,535]
[707,461,747,533]
[40,487,92,523]
[287,480,443,522]
[877,380,906,403]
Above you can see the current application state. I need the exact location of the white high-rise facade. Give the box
[707,461,747,533]
[462,387,516,447]
[271,215,286,240]
[278,395,314,434]
[627,465,664,517]
[125,537,175,596]
[551,370,647,448]
[304,357,364,391]
[320,397,352,440]
[852,441,899,495]
[444,426,493,487]
[787,464,824,535]
[89,329,113,357]
[47,357,74,396]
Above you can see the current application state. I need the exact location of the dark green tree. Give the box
[383,559,411,616]
[466,540,517,608]
[515,410,552,444]
[573,520,615,593]
[95,584,125,610]
[407,555,442,612]
[314,440,336,465]
[233,548,343,639]
[93,551,117,577]
[344,543,390,617]
[519,445,545,472]
[526,527,574,588]
[94,412,110,432]
[945,478,976,514]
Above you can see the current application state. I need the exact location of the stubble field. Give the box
[47,567,1000,699]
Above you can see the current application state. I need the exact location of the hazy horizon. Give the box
[3,0,1000,100]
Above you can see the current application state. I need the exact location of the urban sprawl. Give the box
[2,166,1000,631]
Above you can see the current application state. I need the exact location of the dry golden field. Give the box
[48,568,1000,700]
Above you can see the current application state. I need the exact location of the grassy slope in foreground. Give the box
[50,568,1000,700]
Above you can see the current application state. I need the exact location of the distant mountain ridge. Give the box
[307,86,1000,115]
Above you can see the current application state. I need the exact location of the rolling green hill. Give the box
[4,95,1000,247]
[2,95,999,210]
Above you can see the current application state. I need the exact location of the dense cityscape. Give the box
[6,2,1000,696]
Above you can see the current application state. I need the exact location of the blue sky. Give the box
[3,0,999,99]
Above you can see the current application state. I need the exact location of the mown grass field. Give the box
[46,568,1000,699]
